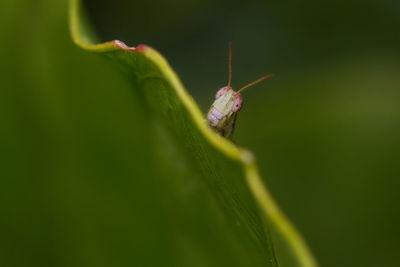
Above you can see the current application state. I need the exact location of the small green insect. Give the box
[207,43,274,139]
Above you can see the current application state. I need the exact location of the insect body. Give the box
[207,43,273,139]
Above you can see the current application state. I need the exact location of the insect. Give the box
[207,43,274,139]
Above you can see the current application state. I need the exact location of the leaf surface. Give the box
[68,1,318,266]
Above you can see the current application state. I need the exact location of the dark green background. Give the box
[1,0,400,266]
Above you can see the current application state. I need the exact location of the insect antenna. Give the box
[235,73,274,95]
[227,42,232,89]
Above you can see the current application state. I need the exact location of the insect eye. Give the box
[232,95,243,112]
[233,104,241,112]
[215,87,228,99]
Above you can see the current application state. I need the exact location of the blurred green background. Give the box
[1,0,400,266]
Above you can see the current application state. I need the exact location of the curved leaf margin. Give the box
[69,0,318,266]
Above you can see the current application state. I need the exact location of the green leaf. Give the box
[68,0,317,266]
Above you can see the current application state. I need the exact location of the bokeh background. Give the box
[1,0,400,266]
